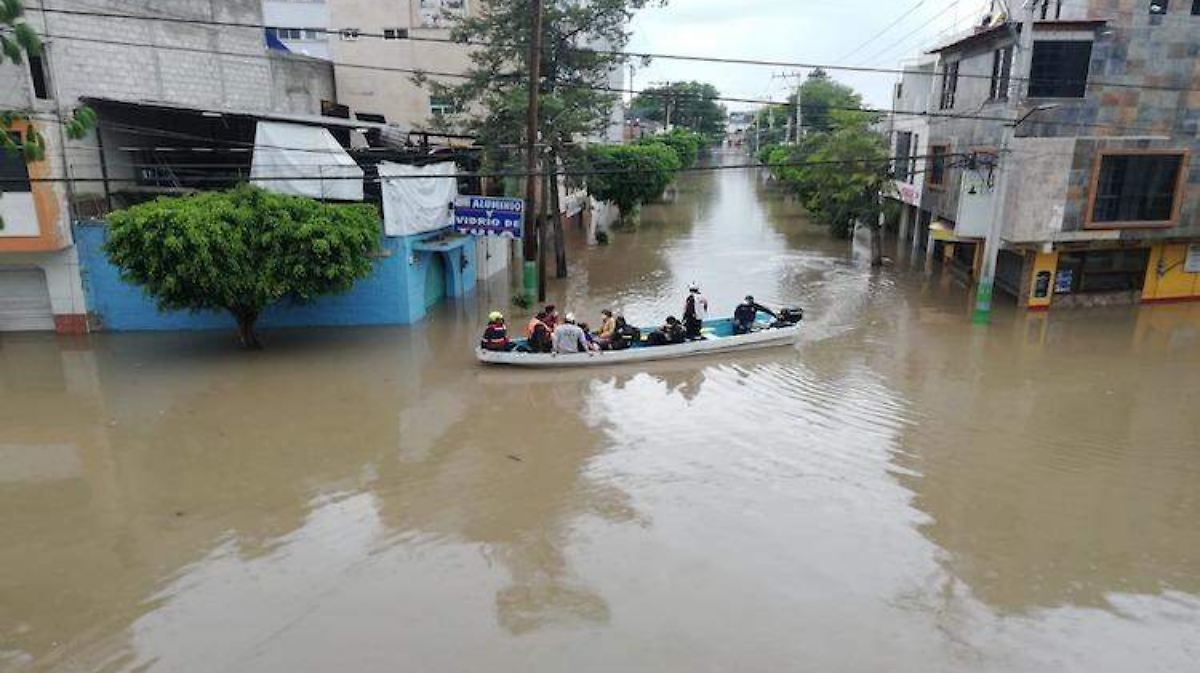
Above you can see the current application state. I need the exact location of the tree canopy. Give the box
[797,68,864,135]
[630,81,727,138]
[105,186,380,348]
[425,0,661,169]
[585,143,681,224]
[635,127,704,168]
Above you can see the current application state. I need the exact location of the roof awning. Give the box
[81,96,388,132]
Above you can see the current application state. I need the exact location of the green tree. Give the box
[423,0,662,277]
[797,68,864,135]
[635,127,703,168]
[105,186,380,349]
[2,0,95,229]
[630,81,727,138]
[585,143,680,226]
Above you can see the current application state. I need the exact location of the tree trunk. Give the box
[234,311,263,350]
[549,163,567,279]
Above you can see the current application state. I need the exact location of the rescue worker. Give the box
[481,311,516,352]
[733,295,777,335]
[683,284,709,339]
[524,312,553,353]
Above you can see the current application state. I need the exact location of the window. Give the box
[1037,0,1063,19]
[1193,0,1200,14]
[383,28,409,40]
[989,47,1012,101]
[429,96,457,116]
[28,53,50,100]
[339,28,361,41]
[1,132,32,192]
[939,62,959,110]
[894,131,913,182]
[909,134,919,184]
[275,27,303,40]
[928,145,949,187]
[1056,249,1150,293]
[1089,152,1186,225]
[1029,41,1092,98]
[1149,0,1169,14]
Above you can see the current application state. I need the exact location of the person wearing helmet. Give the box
[481,311,516,352]
[733,295,777,335]
[683,283,709,340]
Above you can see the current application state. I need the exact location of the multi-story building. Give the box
[895,0,1200,310]
[264,0,333,60]
[1,0,335,332]
[887,56,937,253]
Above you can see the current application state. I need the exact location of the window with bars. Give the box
[383,28,410,40]
[938,62,958,110]
[1029,41,1092,98]
[1090,153,1185,225]
[989,47,1013,101]
[429,96,458,116]
[1037,0,1064,19]
[339,28,361,41]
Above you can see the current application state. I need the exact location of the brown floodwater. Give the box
[3,151,1200,672]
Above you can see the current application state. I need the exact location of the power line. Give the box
[28,34,1178,137]
[28,5,1200,95]
[837,0,930,63]
[5,151,967,186]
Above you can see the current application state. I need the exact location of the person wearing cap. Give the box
[733,295,777,335]
[683,284,709,339]
[552,312,589,354]
[481,311,516,352]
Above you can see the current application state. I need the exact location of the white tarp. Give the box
[379,161,458,237]
[250,121,364,201]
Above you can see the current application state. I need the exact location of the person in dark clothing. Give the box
[648,316,686,346]
[481,311,517,352]
[733,295,777,335]
[683,284,708,340]
[610,316,640,350]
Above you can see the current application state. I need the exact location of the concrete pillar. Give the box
[924,232,937,274]
[897,204,912,245]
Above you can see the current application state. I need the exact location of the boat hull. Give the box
[476,320,801,368]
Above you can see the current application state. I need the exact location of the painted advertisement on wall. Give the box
[418,0,468,28]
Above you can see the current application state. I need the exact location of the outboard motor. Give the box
[773,307,804,327]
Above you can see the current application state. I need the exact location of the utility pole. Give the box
[522,0,544,305]
[972,1,1035,325]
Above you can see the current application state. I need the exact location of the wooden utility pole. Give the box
[522,0,544,304]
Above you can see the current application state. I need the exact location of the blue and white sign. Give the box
[453,196,525,238]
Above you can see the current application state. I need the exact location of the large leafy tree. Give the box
[630,81,726,138]
[635,127,703,168]
[585,142,680,226]
[424,0,662,277]
[105,186,381,349]
[797,68,864,135]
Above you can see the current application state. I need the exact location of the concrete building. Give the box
[886,56,937,254]
[263,0,333,60]
[1,0,337,333]
[895,0,1200,310]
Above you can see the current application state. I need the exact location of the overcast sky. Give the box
[626,0,992,111]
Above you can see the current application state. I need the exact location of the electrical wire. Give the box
[836,0,930,63]
[26,4,1200,95]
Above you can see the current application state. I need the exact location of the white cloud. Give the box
[627,0,992,111]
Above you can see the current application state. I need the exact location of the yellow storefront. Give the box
[1142,243,1200,303]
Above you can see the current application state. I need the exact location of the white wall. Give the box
[264,0,332,60]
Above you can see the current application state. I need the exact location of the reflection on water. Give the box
[2,152,1199,672]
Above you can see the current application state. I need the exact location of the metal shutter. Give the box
[0,268,55,332]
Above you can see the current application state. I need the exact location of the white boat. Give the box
[476,317,801,368]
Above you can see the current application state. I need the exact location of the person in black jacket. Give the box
[733,296,777,335]
[610,316,640,350]
[648,316,686,346]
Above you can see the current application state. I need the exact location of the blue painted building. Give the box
[75,221,481,331]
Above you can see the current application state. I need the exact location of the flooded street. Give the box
[3,151,1200,672]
